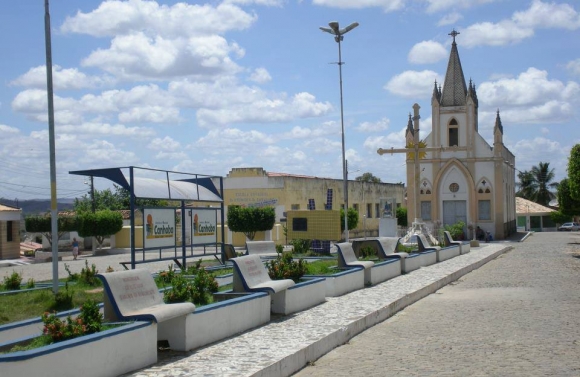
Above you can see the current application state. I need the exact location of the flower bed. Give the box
[0,321,156,377]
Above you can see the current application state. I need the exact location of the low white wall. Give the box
[0,321,156,377]
[305,268,365,297]
[460,242,471,254]
[177,292,270,351]
[418,250,437,267]
[370,259,401,285]
[402,254,422,273]
[437,245,461,262]
[271,278,326,315]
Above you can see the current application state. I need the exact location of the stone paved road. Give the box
[294,232,580,377]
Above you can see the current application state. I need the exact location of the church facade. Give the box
[404,32,517,240]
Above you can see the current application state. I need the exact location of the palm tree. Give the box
[516,170,536,200]
[530,162,558,206]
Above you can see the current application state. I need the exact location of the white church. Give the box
[402,31,517,240]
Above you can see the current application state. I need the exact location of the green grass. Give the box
[305,259,338,275]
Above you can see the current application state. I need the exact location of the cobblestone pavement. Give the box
[127,242,512,377]
[293,232,580,377]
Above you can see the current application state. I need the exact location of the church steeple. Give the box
[494,109,504,146]
[440,29,468,107]
[405,113,414,145]
[432,80,441,104]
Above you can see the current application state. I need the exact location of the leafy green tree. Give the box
[550,211,571,225]
[227,205,275,240]
[77,210,123,249]
[527,162,558,206]
[74,185,167,213]
[568,144,580,201]
[355,172,381,183]
[25,215,78,247]
[516,170,536,200]
[339,207,359,232]
[396,207,408,227]
[557,178,580,217]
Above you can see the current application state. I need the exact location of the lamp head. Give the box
[328,21,339,33]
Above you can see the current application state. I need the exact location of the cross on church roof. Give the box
[449,29,460,42]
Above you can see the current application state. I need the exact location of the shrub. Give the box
[156,264,177,286]
[191,268,218,306]
[26,278,35,289]
[80,260,100,286]
[358,246,376,259]
[53,283,74,311]
[266,252,307,282]
[163,273,192,304]
[64,263,80,282]
[443,221,465,240]
[42,298,103,343]
[3,270,22,290]
[275,244,284,254]
[290,239,311,255]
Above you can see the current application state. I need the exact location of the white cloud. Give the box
[82,33,244,80]
[509,136,568,176]
[437,12,463,26]
[61,1,257,38]
[11,65,115,90]
[118,106,181,124]
[566,59,580,76]
[384,70,442,98]
[356,118,390,132]
[148,136,181,151]
[0,124,19,134]
[462,1,580,47]
[249,68,272,83]
[58,122,155,137]
[223,0,284,6]
[312,0,404,12]
[425,0,497,13]
[196,91,332,127]
[477,68,580,124]
[408,41,447,64]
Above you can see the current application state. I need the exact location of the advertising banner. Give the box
[187,208,217,244]
[144,208,176,249]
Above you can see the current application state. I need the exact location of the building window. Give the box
[421,201,431,221]
[375,203,380,218]
[478,200,491,220]
[366,203,372,218]
[449,183,459,193]
[291,204,300,210]
[292,218,307,231]
[7,221,13,242]
[353,203,359,213]
[448,118,459,147]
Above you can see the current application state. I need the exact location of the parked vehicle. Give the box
[558,222,580,231]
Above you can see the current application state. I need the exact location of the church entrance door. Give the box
[443,200,466,226]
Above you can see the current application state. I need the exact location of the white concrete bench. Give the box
[336,242,400,285]
[98,269,195,349]
[231,255,326,315]
[245,240,278,256]
[231,255,295,294]
[443,231,471,254]
[416,234,441,252]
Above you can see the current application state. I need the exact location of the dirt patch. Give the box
[85,287,104,294]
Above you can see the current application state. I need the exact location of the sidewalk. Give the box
[128,243,512,377]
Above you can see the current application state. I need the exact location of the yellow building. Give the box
[223,167,405,243]
[0,204,21,260]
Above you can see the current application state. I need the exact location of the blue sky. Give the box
[0,0,578,200]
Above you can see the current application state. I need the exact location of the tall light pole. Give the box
[320,21,359,242]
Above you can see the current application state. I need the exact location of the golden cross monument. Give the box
[377,103,467,234]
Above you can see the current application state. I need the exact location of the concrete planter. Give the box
[0,321,156,377]
[165,291,271,351]
[271,277,326,315]
[369,259,402,285]
[437,245,461,262]
[417,249,438,267]
[305,268,365,297]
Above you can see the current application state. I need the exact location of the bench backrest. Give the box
[246,241,276,255]
[224,243,238,261]
[98,269,163,318]
[377,237,401,257]
[231,255,272,289]
[443,231,459,247]
[336,242,358,265]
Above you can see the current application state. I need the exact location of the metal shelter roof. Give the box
[69,167,223,202]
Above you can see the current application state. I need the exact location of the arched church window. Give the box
[449,119,458,125]
[485,188,491,193]
[478,188,484,193]
[426,189,431,194]
[449,183,459,193]
[448,119,459,147]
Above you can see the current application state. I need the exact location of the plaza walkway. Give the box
[294,232,580,377]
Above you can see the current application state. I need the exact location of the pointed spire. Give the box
[406,113,414,136]
[494,109,503,134]
[440,29,468,106]
[432,80,441,103]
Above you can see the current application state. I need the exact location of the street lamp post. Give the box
[320,21,359,242]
